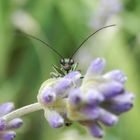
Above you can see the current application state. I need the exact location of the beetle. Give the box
[20,24,115,78]
[18,24,115,126]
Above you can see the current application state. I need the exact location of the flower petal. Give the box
[0,119,6,131]
[103,70,127,84]
[112,92,135,103]
[98,81,124,99]
[68,88,82,106]
[109,102,133,115]
[80,106,100,120]
[0,103,14,117]
[64,71,82,87]
[85,58,106,77]
[85,90,104,106]
[99,108,118,126]
[7,118,23,129]
[88,123,104,138]
[54,78,72,97]
[44,109,64,128]
[41,87,56,104]
[1,131,16,140]
[64,71,81,80]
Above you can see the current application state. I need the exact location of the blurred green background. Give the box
[0,0,140,140]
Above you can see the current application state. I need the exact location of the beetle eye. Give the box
[69,59,74,65]
[60,59,65,65]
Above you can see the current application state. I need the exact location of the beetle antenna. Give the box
[70,24,116,58]
[17,32,64,59]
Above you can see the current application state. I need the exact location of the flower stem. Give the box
[2,102,42,121]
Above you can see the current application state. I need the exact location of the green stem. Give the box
[2,102,43,121]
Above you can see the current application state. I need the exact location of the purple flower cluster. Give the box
[37,58,134,138]
[0,103,23,140]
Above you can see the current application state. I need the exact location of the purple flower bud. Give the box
[86,58,106,77]
[103,70,127,84]
[7,118,23,129]
[86,90,104,106]
[64,71,82,86]
[0,102,23,140]
[80,106,100,120]
[98,81,124,99]
[0,103,14,117]
[112,92,135,103]
[1,131,16,140]
[42,88,56,104]
[54,78,72,97]
[0,119,6,131]
[99,109,118,126]
[69,88,82,106]
[64,71,81,80]
[44,109,64,128]
[109,102,133,115]
[88,123,104,138]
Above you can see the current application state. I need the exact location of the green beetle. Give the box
[21,25,115,78]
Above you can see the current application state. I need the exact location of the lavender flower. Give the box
[38,57,134,138]
[0,58,134,139]
[37,71,82,127]
[91,0,122,28]
[0,103,23,140]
